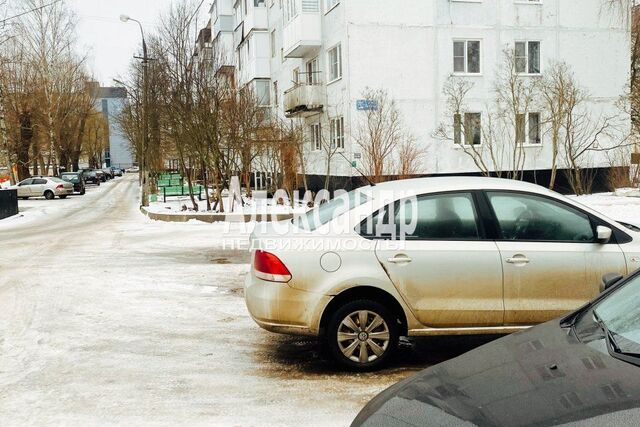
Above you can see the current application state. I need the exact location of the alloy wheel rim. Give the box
[337,310,390,364]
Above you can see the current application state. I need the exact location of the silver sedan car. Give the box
[11,177,74,200]
[245,177,640,370]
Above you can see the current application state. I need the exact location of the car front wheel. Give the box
[326,300,399,371]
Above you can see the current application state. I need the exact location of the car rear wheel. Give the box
[44,190,55,200]
[326,300,399,371]
[80,189,86,195]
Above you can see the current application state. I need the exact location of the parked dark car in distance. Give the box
[80,169,101,185]
[60,172,86,195]
[352,272,640,427]
[102,167,114,180]
[112,168,123,177]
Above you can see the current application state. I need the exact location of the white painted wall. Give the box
[237,0,631,178]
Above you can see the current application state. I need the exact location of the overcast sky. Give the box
[65,0,210,86]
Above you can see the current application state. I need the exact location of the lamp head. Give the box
[119,14,130,23]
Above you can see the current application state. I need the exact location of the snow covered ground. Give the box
[571,190,640,226]
[1,176,445,426]
[2,177,640,426]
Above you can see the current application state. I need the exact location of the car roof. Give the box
[367,176,556,198]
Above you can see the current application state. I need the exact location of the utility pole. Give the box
[120,15,150,207]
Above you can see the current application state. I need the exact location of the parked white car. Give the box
[11,177,74,200]
[245,177,640,370]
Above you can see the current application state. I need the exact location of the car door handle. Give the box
[388,256,412,264]
[506,256,530,264]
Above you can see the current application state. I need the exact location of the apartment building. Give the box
[209,0,631,187]
[95,87,134,170]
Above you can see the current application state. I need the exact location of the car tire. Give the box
[80,189,86,195]
[326,299,399,371]
[59,195,67,199]
[44,190,55,200]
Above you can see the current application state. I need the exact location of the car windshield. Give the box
[62,174,80,183]
[294,189,370,231]
[595,274,640,354]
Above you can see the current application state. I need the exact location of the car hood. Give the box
[353,321,640,427]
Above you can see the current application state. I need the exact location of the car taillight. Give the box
[56,184,64,189]
[253,250,292,283]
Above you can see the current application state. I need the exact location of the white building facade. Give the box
[210,0,631,185]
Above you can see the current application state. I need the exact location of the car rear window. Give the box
[49,177,65,183]
[294,190,370,232]
[62,174,80,183]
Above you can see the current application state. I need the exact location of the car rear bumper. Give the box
[244,274,330,337]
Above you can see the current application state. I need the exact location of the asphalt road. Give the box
[0,175,496,426]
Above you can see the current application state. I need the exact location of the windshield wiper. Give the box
[593,312,640,363]
[593,312,622,353]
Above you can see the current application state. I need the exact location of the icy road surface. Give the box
[0,176,496,426]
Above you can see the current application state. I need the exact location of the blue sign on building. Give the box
[356,99,378,111]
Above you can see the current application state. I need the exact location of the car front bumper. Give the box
[244,274,330,337]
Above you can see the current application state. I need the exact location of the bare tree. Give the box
[19,0,81,175]
[535,62,576,190]
[435,49,537,180]
[395,137,427,180]
[354,88,410,183]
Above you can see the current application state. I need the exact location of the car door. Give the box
[372,192,504,328]
[17,179,33,196]
[31,178,47,196]
[485,191,627,326]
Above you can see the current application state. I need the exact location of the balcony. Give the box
[284,81,325,118]
[282,1,322,58]
[213,32,235,75]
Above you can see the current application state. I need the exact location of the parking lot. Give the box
[0,176,501,426]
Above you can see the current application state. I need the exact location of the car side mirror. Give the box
[596,226,612,244]
[602,272,624,291]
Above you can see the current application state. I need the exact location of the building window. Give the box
[326,0,339,12]
[270,30,276,58]
[273,81,279,106]
[453,40,481,74]
[306,57,319,84]
[293,67,300,84]
[302,0,319,12]
[284,0,298,22]
[310,124,322,150]
[254,80,271,106]
[516,112,542,144]
[330,117,344,149]
[515,41,540,74]
[454,113,482,145]
[328,44,342,82]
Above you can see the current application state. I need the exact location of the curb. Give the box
[140,206,293,223]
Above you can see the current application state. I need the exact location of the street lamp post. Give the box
[120,14,150,207]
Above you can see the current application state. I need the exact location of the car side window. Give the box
[33,179,47,185]
[487,192,595,242]
[19,179,33,186]
[360,192,480,240]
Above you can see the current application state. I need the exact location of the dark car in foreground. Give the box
[60,172,86,195]
[353,272,640,427]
